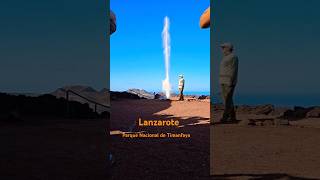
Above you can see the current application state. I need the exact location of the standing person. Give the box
[178,75,185,101]
[219,43,238,122]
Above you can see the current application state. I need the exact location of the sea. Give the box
[171,90,320,107]
[182,91,210,96]
[174,91,320,107]
[212,93,320,108]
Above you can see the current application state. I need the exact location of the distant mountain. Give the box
[51,85,109,113]
[127,89,154,99]
[0,93,104,121]
[8,93,41,97]
[100,88,109,93]
[110,91,141,100]
[59,85,98,93]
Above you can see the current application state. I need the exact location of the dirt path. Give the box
[110,99,211,179]
[211,112,320,179]
[0,118,108,180]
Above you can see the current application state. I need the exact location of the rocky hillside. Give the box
[51,85,109,113]
[126,89,154,99]
[213,104,320,120]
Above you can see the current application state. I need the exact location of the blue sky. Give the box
[0,0,107,93]
[213,0,320,96]
[110,0,210,93]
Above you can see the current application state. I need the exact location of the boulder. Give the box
[154,94,161,99]
[248,118,275,126]
[252,104,274,115]
[306,107,320,118]
[282,106,313,120]
[110,91,141,100]
[198,95,209,100]
[271,107,290,117]
[127,89,154,99]
[236,105,252,114]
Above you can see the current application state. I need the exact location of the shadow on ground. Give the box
[211,173,318,180]
[0,93,109,180]
[110,99,210,179]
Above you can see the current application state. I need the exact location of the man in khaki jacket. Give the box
[219,43,238,122]
[178,75,185,101]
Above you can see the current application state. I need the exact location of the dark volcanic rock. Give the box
[306,107,320,118]
[127,89,154,99]
[236,104,274,115]
[100,88,109,93]
[62,85,97,93]
[253,104,274,115]
[154,94,161,99]
[236,105,252,114]
[282,106,313,120]
[217,103,320,120]
[110,91,141,100]
[271,107,291,117]
[51,85,109,112]
[0,93,102,122]
[197,95,210,100]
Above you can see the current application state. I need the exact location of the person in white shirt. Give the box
[178,75,185,101]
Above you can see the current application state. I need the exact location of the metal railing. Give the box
[65,89,110,116]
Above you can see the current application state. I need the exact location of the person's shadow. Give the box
[210,173,318,180]
[211,120,241,125]
[110,97,211,179]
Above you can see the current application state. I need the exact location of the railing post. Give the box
[66,91,70,118]
[64,89,109,119]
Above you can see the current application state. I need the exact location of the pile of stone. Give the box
[235,104,320,120]
[127,89,154,99]
[306,107,320,118]
[281,106,320,120]
[110,91,141,100]
[197,95,210,100]
[236,104,275,115]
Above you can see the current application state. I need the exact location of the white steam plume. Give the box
[162,16,171,99]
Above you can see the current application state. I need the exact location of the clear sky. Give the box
[110,0,210,93]
[0,0,107,93]
[213,0,320,97]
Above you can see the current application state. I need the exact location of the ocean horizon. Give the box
[177,91,210,96]
[212,93,320,107]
